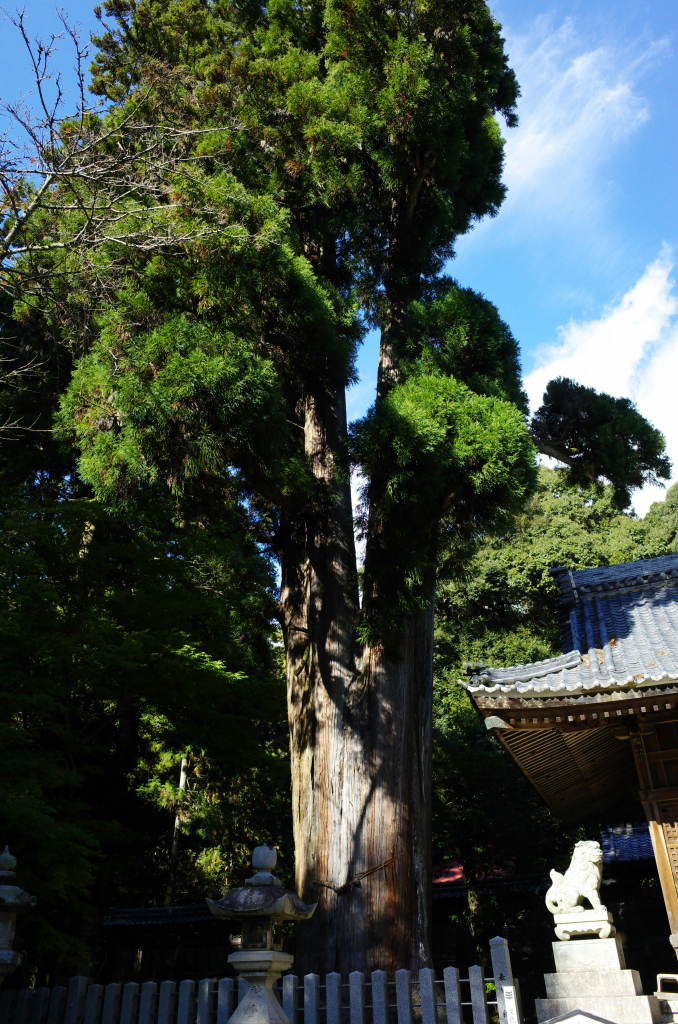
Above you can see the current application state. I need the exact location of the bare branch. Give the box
[0,9,254,298]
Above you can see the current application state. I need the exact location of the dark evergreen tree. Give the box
[1,0,670,974]
[531,378,670,508]
[0,304,291,979]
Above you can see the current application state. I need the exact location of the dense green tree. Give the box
[531,378,670,509]
[2,0,671,974]
[32,0,534,973]
[0,314,292,979]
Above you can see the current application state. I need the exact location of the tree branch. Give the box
[532,440,578,470]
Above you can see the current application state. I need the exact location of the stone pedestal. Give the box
[535,939,662,1024]
[228,950,293,1024]
[553,910,615,941]
[0,949,22,983]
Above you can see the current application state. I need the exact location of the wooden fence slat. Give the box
[371,972,388,1024]
[237,981,248,1007]
[0,930,519,1024]
[468,968,489,1024]
[64,979,88,1024]
[282,975,298,1024]
[157,982,176,1024]
[14,988,33,1024]
[101,985,121,1024]
[349,973,364,1024]
[216,980,234,1024]
[47,988,67,1024]
[395,970,412,1024]
[197,980,212,1024]
[442,968,462,1024]
[29,990,51,1024]
[418,970,436,1024]
[303,974,319,1024]
[120,984,139,1024]
[0,991,17,1024]
[176,981,195,1024]
[138,984,157,1024]
[326,974,342,1024]
[83,986,103,1024]
[489,937,516,1024]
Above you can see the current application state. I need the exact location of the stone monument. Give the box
[0,847,36,985]
[544,840,615,941]
[535,841,661,1024]
[207,845,316,1024]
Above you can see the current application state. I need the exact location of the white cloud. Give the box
[501,19,664,205]
[524,248,678,516]
[456,16,669,260]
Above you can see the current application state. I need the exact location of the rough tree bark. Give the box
[279,178,438,973]
[281,383,434,975]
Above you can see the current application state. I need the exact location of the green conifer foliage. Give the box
[1,0,672,973]
[531,378,670,508]
[0,309,291,977]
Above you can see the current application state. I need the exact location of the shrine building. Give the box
[461,551,678,963]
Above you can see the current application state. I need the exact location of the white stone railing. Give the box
[0,937,521,1024]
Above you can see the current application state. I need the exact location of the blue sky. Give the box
[2,1,678,513]
[353,0,678,515]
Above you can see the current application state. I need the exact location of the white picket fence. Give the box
[0,938,520,1024]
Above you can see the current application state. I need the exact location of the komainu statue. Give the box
[545,840,605,915]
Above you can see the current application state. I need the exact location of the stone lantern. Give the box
[0,848,36,985]
[206,845,316,1024]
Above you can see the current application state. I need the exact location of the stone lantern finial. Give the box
[0,848,17,880]
[246,845,281,887]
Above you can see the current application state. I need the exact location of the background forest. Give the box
[0,0,674,985]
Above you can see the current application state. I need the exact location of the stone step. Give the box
[545,970,644,998]
[657,995,678,1024]
[535,994,662,1024]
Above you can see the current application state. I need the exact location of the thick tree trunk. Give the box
[281,381,434,975]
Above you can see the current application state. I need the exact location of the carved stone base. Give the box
[228,950,293,1024]
[554,910,616,941]
[553,937,624,972]
[536,939,662,1024]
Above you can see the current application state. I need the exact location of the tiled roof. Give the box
[462,553,678,696]
[552,552,678,653]
[600,824,654,863]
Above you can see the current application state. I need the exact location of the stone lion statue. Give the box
[545,840,606,915]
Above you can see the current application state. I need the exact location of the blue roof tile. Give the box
[463,553,678,696]
[600,824,654,862]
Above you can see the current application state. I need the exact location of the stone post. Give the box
[0,848,37,985]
